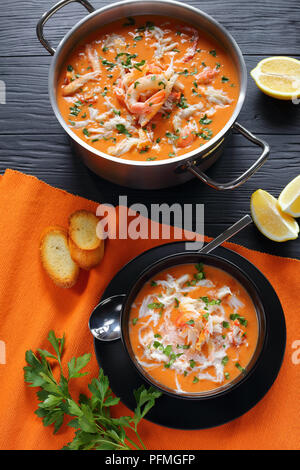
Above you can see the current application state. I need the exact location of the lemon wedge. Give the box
[278,175,300,217]
[251,189,299,241]
[250,56,300,100]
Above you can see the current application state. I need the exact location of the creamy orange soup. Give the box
[129,263,258,394]
[57,15,239,161]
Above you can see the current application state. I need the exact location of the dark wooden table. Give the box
[1,0,299,258]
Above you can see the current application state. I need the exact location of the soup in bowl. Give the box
[121,253,266,399]
[57,15,239,162]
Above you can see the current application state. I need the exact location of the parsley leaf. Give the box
[24,330,161,449]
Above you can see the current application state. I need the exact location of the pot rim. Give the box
[48,0,247,167]
[120,251,266,400]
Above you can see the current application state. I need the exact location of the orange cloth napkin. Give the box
[0,169,299,450]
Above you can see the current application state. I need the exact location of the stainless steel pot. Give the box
[37,0,270,190]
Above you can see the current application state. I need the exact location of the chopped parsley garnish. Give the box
[67,65,73,72]
[222,321,230,329]
[235,362,245,373]
[221,355,229,366]
[189,360,196,368]
[166,131,179,141]
[194,271,205,281]
[101,59,116,70]
[225,372,230,380]
[134,81,140,88]
[199,128,213,140]
[209,49,217,57]
[101,87,108,97]
[177,94,189,109]
[139,146,150,154]
[82,128,90,137]
[186,319,195,325]
[177,344,190,350]
[222,76,229,82]
[134,35,143,41]
[230,314,248,327]
[133,60,146,71]
[69,103,81,116]
[154,333,161,339]
[192,376,199,384]
[174,298,180,308]
[163,345,172,357]
[178,69,189,76]
[116,124,132,137]
[200,296,221,306]
[195,263,204,272]
[199,114,212,125]
[216,62,221,69]
[132,318,138,325]
[148,302,164,310]
[150,280,157,286]
[146,157,156,161]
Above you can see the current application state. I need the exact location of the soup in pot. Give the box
[129,263,258,394]
[57,15,239,161]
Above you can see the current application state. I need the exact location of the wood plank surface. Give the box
[0,0,299,259]
[0,55,299,136]
[0,0,299,56]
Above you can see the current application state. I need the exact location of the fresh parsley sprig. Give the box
[24,330,161,450]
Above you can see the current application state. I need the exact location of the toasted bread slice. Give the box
[40,227,79,288]
[69,237,104,270]
[69,210,102,251]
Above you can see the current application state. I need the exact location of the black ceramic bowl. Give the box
[120,252,266,400]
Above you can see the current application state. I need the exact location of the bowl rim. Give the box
[48,0,247,167]
[120,251,267,400]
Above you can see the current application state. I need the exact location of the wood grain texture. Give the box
[0,132,299,257]
[0,0,299,259]
[0,55,300,135]
[0,0,300,56]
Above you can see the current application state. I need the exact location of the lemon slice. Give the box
[278,175,300,217]
[251,189,299,241]
[250,56,300,100]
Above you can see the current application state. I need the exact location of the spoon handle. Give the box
[199,215,252,254]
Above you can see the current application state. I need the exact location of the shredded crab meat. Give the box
[60,17,238,160]
[199,85,233,106]
[132,268,249,389]
[62,71,100,96]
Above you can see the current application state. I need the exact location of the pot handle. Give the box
[185,122,270,190]
[36,0,95,55]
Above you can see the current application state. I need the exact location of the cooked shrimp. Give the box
[85,44,101,72]
[62,71,100,96]
[114,67,147,103]
[125,74,167,115]
[196,66,219,84]
[177,125,196,148]
[146,63,164,74]
[139,90,167,127]
[178,26,199,62]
